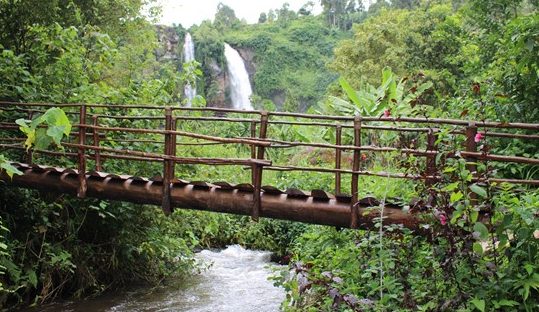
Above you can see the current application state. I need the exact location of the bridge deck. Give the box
[2,163,419,230]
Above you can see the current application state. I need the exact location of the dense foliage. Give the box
[330,0,539,122]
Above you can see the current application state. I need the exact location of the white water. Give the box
[224,43,253,110]
[35,245,285,312]
[183,33,196,107]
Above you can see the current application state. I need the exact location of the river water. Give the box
[35,245,285,312]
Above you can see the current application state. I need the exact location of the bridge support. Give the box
[162,107,175,215]
[335,124,342,194]
[466,122,478,205]
[77,105,87,198]
[252,112,268,221]
[350,115,362,229]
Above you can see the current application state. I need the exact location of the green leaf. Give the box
[450,191,463,203]
[470,184,487,198]
[46,125,67,147]
[339,77,361,107]
[34,128,52,150]
[42,107,71,136]
[493,299,519,308]
[470,298,485,312]
[470,210,479,223]
[0,158,23,178]
[473,242,483,255]
[27,269,37,288]
[443,182,460,192]
[473,222,489,240]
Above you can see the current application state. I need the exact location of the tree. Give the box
[390,0,420,9]
[320,0,346,28]
[214,2,240,30]
[277,3,298,26]
[320,0,363,30]
[330,9,416,85]
[258,12,267,23]
[267,10,277,22]
[0,0,146,53]
[299,1,315,16]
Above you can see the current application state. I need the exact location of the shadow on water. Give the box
[27,245,285,312]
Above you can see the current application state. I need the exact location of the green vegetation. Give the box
[189,3,348,111]
[0,0,538,311]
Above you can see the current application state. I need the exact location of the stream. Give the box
[34,245,285,312]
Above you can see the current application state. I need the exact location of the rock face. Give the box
[236,47,256,85]
[206,59,229,109]
[155,25,180,62]
[270,90,286,108]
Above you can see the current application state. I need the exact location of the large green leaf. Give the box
[339,77,361,107]
[473,222,489,240]
[15,107,71,150]
[0,155,23,178]
[470,183,488,198]
[470,298,485,312]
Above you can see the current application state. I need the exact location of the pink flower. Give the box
[440,214,447,226]
[474,133,484,143]
[383,109,391,117]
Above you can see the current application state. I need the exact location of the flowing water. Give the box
[224,43,253,110]
[183,33,196,107]
[32,245,284,312]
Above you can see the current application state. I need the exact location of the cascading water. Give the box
[32,245,285,312]
[224,43,253,110]
[183,33,196,107]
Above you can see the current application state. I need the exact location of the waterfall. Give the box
[224,43,253,110]
[183,33,196,106]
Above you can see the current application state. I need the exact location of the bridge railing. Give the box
[0,101,538,228]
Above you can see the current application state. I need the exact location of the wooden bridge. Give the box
[0,102,538,230]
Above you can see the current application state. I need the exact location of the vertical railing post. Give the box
[171,117,177,175]
[466,122,478,204]
[425,128,438,186]
[92,115,102,171]
[77,105,87,198]
[350,115,362,229]
[335,124,342,194]
[250,120,257,185]
[25,111,34,165]
[162,107,174,215]
[252,111,269,221]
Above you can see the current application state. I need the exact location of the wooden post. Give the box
[25,111,34,165]
[162,108,174,215]
[171,117,177,179]
[250,120,257,185]
[335,124,342,194]
[252,112,269,221]
[350,115,361,229]
[77,105,87,198]
[425,129,438,186]
[466,122,478,204]
[92,115,102,171]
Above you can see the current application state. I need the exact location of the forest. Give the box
[0,0,538,311]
